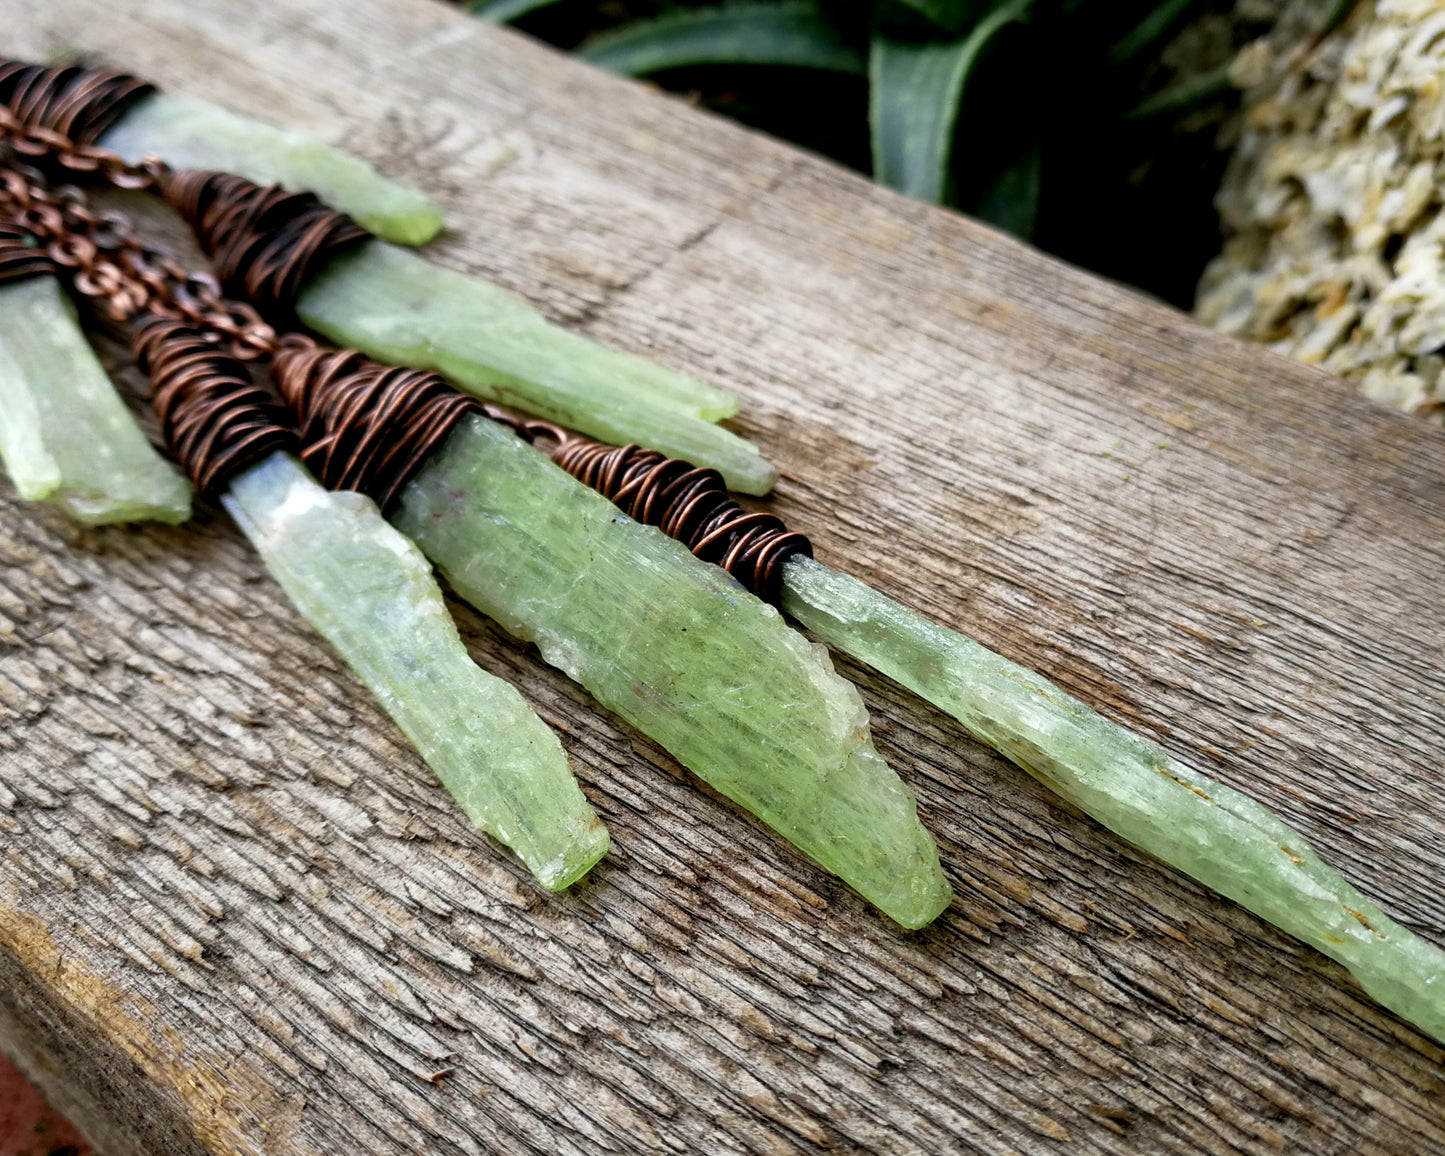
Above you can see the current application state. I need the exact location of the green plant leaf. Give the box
[1108,0,1198,66]
[868,0,1027,203]
[465,0,561,23]
[580,5,866,76]
[1321,0,1357,34]
[880,0,994,37]
[974,137,1040,238]
[1127,59,1233,118]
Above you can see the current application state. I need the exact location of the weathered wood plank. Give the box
[1,1,1443,1153]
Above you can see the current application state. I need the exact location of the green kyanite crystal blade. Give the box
[100,94,443,246]
[0,276,191,525]
[391,416,949,927]
[225,452,609,890]
[780,555,1445,1041]
[296,242,777,495]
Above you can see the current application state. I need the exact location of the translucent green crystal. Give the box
[392,416,949,927]
[0,276,191,525]
[780,555,1445,1041]
[225,452,608,890]
[100,94,443,246]
[296,242,777,495]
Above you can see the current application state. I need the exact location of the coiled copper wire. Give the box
[162,170,367,321]
[0,219,54,284]
[546,437,811,603]
[274,333,809,599]
[0,61,155,145]
[133,314,297,497]
[271,341,476,513]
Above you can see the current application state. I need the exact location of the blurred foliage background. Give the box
[456,1,1350,308]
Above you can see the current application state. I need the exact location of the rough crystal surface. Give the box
[101,94,443,246]
[781,554,1445,1041]
[0,276,191,525]
[297,241,778,495]
[392,416,949,927]
[225,452,608,890]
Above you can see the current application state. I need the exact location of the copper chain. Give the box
[0,114,279,358]
[0,101,164,190]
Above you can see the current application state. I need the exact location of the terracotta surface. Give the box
[0,1053,88,1156]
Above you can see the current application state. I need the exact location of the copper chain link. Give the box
[1,71,814,594]
[0,108,279,358]
[0,101,165,190]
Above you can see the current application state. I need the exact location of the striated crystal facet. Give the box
[225,452,609,890]
[780,554,1445,1041]
[296,241,777,495]
[392,416,949,927]
[0,276,191,524]
[100,94,443,246]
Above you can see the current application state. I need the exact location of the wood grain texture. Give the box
[1,1,1443,1152]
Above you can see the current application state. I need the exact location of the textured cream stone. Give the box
[1198,0,1445,421]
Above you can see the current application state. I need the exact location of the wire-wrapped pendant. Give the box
[0,60,154,145]
[545,437,811,605]
[0,218,53,282]
[161,169,367,323]
[269,340,475,513]
[132,313,296,496]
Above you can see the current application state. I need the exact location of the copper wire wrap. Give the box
[271,342,477,513]
[275,335,809,600]
[544,436,811,603]
[0,61,155,145]
[133,314,297,497]
[161,169,368,321]
[0,219,54,284]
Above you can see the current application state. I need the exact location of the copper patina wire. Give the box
[2,82,812,598]
[0,219,54,284]
[271,342,478,514]
[543,436,812,603]
[133,314,298,497]
[0,61,155,146]
[163,169,368,322]
[274,331,812,602]
[0,65,368,323]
